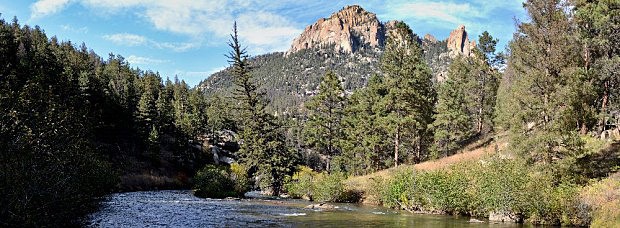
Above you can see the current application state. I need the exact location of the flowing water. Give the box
[87,190,525,227]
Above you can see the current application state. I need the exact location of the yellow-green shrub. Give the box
[375,156,585,225]
[580,173,620,227]
[285,166,357,202]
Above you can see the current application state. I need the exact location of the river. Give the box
[87,190,524,227]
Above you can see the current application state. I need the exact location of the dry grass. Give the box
[580,172,620,227]
[345,134,508,203]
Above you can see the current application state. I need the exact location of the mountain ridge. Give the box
[199,5,477,113]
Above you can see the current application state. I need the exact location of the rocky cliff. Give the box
[447,25,477,58]
[287,5,386,54]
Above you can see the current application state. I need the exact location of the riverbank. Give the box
[339,137,620,226]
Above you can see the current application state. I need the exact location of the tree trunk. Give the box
[326,155,331,173]
[394,125,399,167]
[597,80,609,134]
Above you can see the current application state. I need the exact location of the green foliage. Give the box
[285,166,317,199]
[340,74,392,175]
[379,22,437,165]
[227,24,296,195]
[229,163,250,194]
[0,19,117,226]
[303,71,346,171]
[285,166,357,202]
[580,173,620,228]
[497,0,593,164]
[574,0,620,134]
[312,172,348,202]
[193,165,238,198]
[373,157,585,225]
[432,57,476,157]
[0,17,211,225]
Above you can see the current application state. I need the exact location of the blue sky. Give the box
[0,0,526,86]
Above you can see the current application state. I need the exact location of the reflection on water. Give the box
[87,190,525,227]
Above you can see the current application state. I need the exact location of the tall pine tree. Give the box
[303,71,346,172]
[379,22,436,166]
[227,23,295,195]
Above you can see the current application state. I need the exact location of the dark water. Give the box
[87,190,524,227]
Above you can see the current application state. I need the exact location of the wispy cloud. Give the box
[126,55,168,65]
[61,24,89,34]
[103,33,147,46]
[103,33,200,52]
[380,0,525,50]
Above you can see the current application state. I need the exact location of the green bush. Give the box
[229,163,250,194]
[193,164,248,198]
[375,156,585,225]
[285,166,317,199]
[285,166,358,202]
[313,172,347,202]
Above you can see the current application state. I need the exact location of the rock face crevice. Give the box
[287,5,386,54]
[447,25,476,58]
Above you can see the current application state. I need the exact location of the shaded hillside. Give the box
[199,47,382,114]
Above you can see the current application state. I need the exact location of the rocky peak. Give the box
[447,25,476,58]
[424,34,438,43]
[287,5,385,54]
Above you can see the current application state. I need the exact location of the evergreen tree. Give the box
[341,74,392,174]
[303,71,346,172]
[574,0,620,134]
[497,0,587,163]
[227,23,295,195]
[432,57,475,157]
[379,22,436,166]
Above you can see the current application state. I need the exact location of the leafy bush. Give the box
[285,166,358,202]
[375,156,586,225]
[229,163,250,194]
[193,164,248,198]
[580,173,620,227]
[285,166,317,199]
[313,172,347,202]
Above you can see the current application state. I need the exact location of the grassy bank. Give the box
[341,137,619,226]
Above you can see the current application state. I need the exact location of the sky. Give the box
[0,0,527,86]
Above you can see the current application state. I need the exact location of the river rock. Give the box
[305,203,337,210]
[489,211,522,223]
[469,218,485,223]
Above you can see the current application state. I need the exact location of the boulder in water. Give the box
[305,203,337,210]
[489,211,522,223]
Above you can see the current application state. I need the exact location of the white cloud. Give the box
[237,12,302,52]
[126,55,168,65]
[31,0,304,53]
[30,0,71,18]
[103,33,147,46]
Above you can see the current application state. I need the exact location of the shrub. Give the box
[580,173,620,227]
[229,163,250,194]
[374,156,587,225]
[285,166,357,202]
[285,166,317,199]
[313,172,347,202]
[193,165,244,198]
